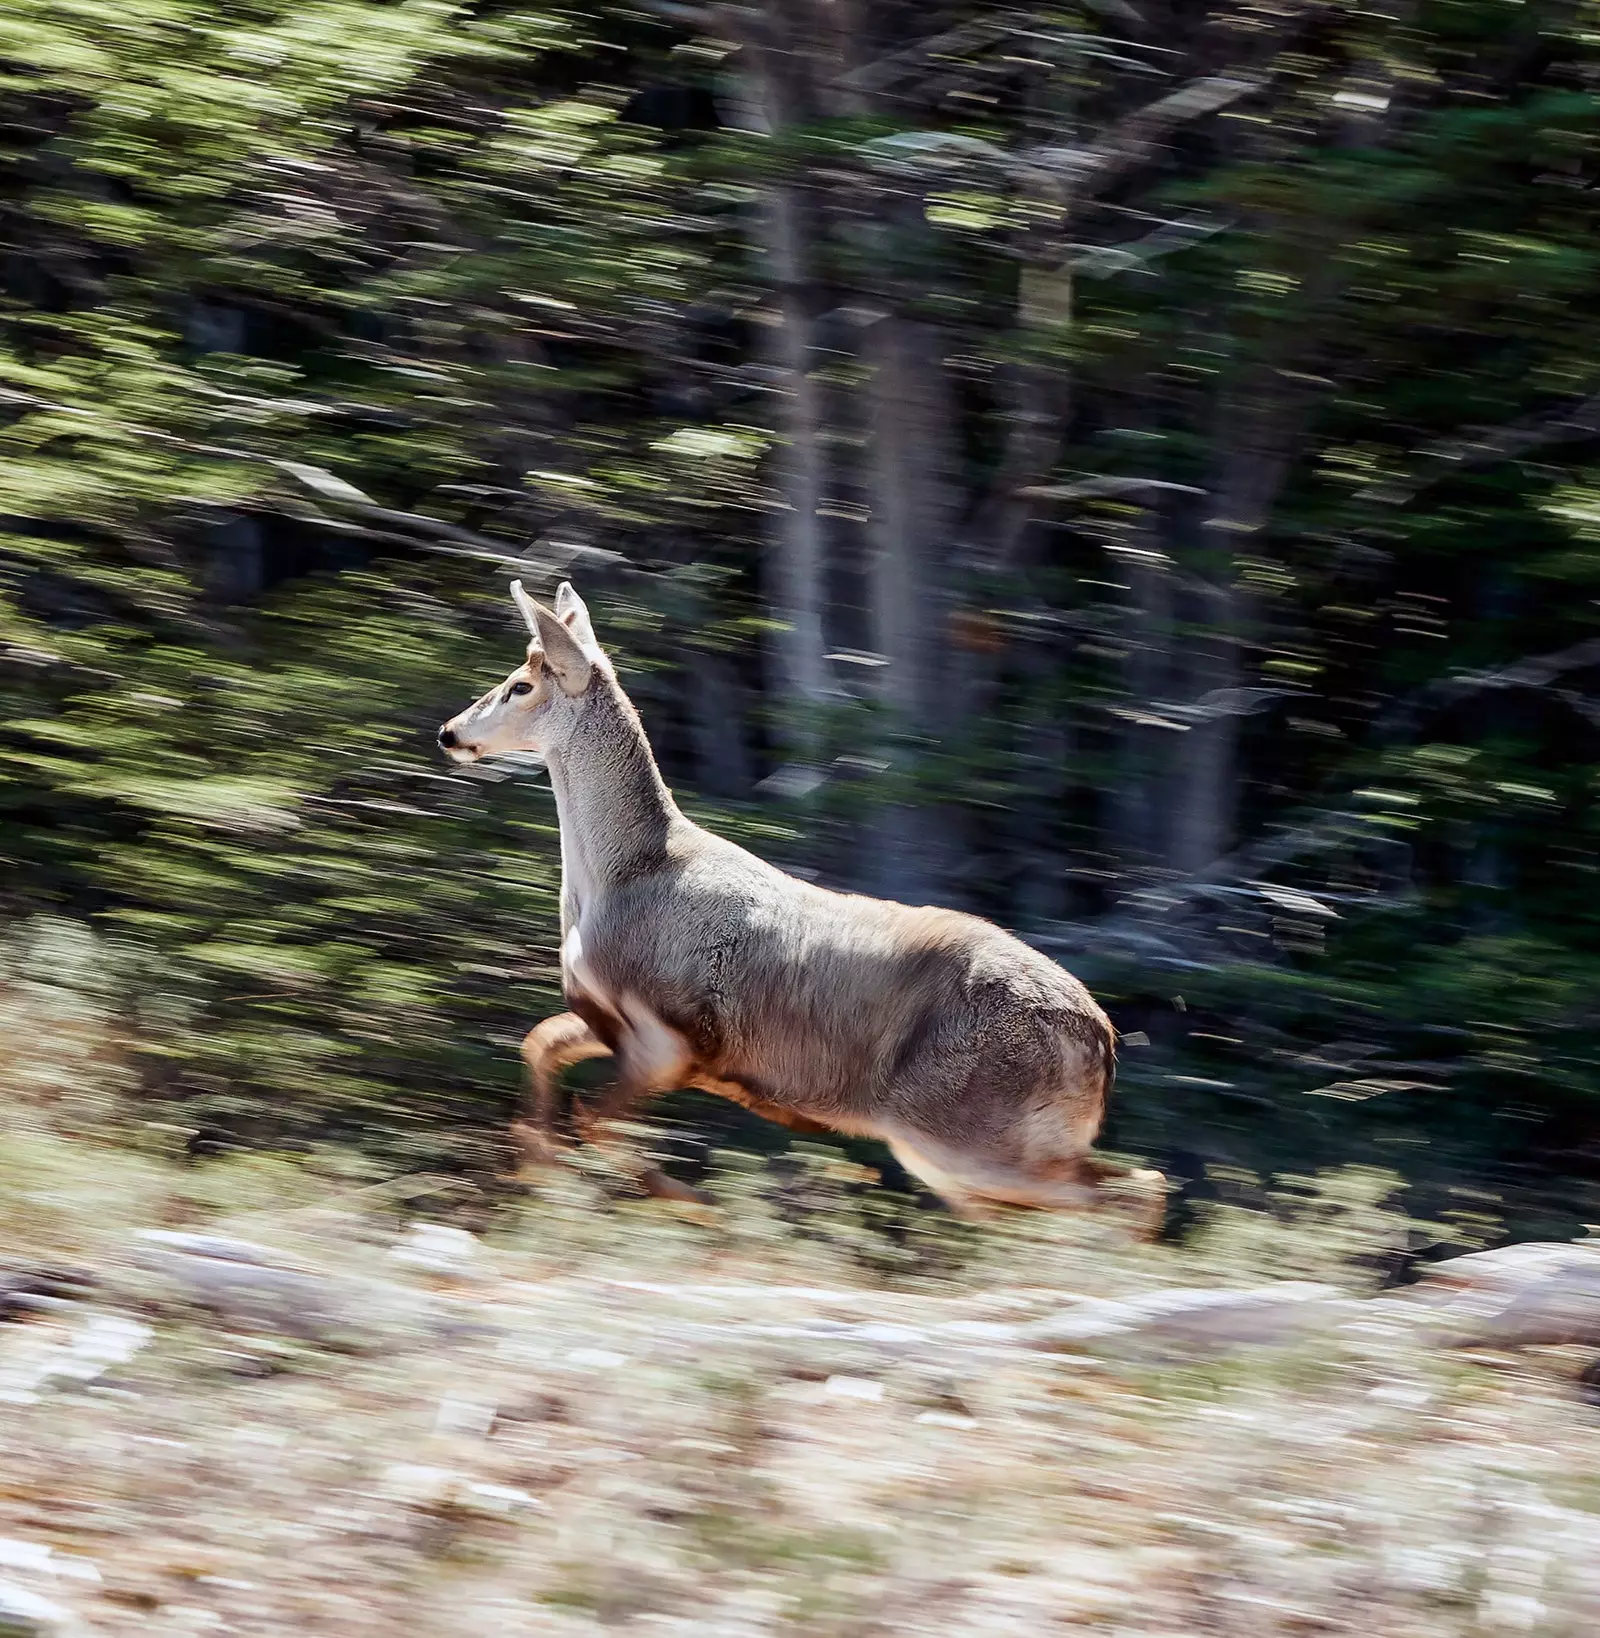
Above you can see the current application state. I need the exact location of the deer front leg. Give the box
[572,1049,678,1153]
[574,1007,713,1209]
[515,1012,612,1172]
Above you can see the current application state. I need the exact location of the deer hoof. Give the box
[1121,1167,1169,1241]
[638,1165,712,1205]
[638,1166,719,1224]
[512,1121,570,1175]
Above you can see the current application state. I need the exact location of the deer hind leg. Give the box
[885,1138,996,1222]
[574,997,689,1136]
[981,1150,1168,1237]
[890,1135,1096,1216]
[888,1121,1166,1236]
[1002,1104,1168,1232]
[515,1012,612,1171]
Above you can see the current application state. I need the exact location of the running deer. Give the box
[439,581,1164,1225]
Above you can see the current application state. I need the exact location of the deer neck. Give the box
[544,676,678,927]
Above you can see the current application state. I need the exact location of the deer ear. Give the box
[553,581,598,651]
[510,580,541,636]
[532,600,594,696]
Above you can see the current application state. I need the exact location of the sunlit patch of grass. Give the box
[0,1121,172,1260]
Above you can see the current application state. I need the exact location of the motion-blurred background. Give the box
[4,0,1600,1234]
[10,6,1600,1635]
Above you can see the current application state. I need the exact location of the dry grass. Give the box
[4,1117,1600,1638]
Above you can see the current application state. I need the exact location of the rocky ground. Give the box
[4,1123,1600,1638]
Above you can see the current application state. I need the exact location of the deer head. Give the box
[438,581,603,763]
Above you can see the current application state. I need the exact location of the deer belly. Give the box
[687,1073,868,1138]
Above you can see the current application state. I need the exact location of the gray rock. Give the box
[0,1312,151,1405]
[0,1265,97,1324]
[0,1543,97,1588]
[133,1231,283,1265]
[1407,1239,1600,1349]
[388,1223,482,1280]
[132,1231,437,1353]
[0,1579,84,1637]
[376,1465,546,1519]
[1023,1282,1349,1360]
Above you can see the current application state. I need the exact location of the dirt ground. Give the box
[4,1125,1600,1638]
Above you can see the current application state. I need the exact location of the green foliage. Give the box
[2,561,566,1160]
[0,0,723,1156]
[4,0,1600,1222]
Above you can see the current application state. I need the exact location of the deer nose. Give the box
[437,726,458,750]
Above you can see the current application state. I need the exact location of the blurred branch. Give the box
[0,386,621,574]
[839,17,1171,100]
[1151,809,1373,901]
[273,463,622,571]
[1374,634,1600,739]
[1025,74,1263,194]
[864,78,1263,187]
[1079,0,1149,28]
[1108,685,1293,730]
[1103,636,1600,918]
[1023,475,1206,500]
[1070,214,1231,278]
[632,0,718,28]
[837,18,1013,94]
[1026,0,1342,192]
[1358,389,1600,508]
[1425,635,1600,702]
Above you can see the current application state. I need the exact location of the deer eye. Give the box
[509,680,533,698]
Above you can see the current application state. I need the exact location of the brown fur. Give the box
[444,583,1162,1227]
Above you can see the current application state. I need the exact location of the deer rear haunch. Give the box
[442,579,1165,1230]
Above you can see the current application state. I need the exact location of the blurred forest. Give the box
[4,0,1600,1231]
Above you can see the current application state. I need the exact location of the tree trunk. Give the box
[684,649,754,800]
[1153,10,1410,877]
[861,307,962,903]
[1009,617,1077,927]
[203,514,264,603]
[1114,505,1181,875]
[761,182,832,736]
[1170,567,1244,875]
[728,22,835,767]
